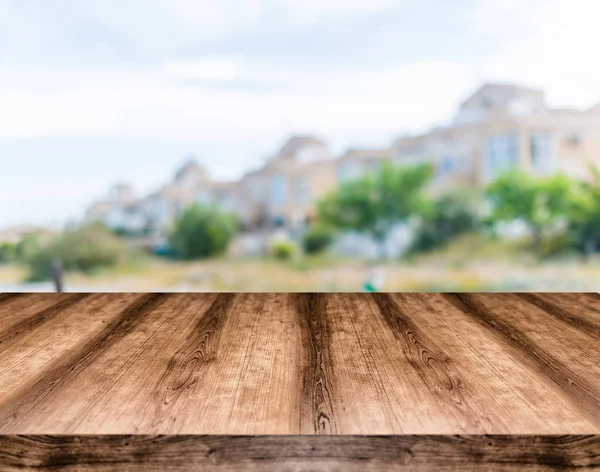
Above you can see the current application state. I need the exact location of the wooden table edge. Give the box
[1,435,599,470]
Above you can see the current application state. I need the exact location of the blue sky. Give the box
[1,0,599,227]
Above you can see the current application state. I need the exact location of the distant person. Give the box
[51,258,64,293]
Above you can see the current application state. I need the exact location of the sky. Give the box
[1,0,599,227]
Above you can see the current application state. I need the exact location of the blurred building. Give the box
[85,183,145,233]
[86,159,233,241]
[235,136,337,231]
[84,83,600,241]
[0,225,57,244]
[392,83,600,189]
[337,148,395,183]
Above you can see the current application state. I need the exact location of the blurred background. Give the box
[1,0,600,292]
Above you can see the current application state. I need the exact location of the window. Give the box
[437,156,454,178]
[530,132,555,174]
[292,177,311,204]
[269,175,287,206]
[337,162,363,182]
[155,198,169,224]
[196,189,211,205]
[173,199,184,216]
[485,134,519,181]
[249,179,265,203]
[435,155,468,180]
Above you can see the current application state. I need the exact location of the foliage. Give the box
[26,223,126,281]
[270,239,298,260]
[485,170,574,253]
[16,234,42,260]
[169,204,238,260]
[410,190,480,253]
[302,223,336,254]
[0,242,18,263]
[318,162,433,248]
[568,166,600,255]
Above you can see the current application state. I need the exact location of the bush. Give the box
[26,223,125,281]
[302,224,336,254]
[169,204,238,260]
[410,191,479,253]
[270,240,298,260]
[0,242,18,263]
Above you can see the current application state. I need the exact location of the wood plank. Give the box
[0,293,84,348]
[0,294,140,405]
[0,292,599,441]
[443,293,600,429]
[1,435,598,471]
[0,294,168,432]
[385,293,597,433]
[517,293,600,341]
[175,293,302,434]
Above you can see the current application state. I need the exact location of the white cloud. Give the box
[164,59,246,80]
[62,0,402,55]
[474,0,600,108]
[0,59,473,141]
[1,0,598,144]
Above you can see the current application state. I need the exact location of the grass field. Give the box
[1,233,599,292]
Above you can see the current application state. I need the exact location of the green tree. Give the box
[26,223,125,281]
[0,242,18,263]
[169,204,238,260]
[302,223,336,254]
[410,190,480,253]
[568,166,600,256]
[318,162,433,258]
[485,170,574,253]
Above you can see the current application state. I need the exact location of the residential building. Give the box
[236,136,337,230]
[85,183,146,233]
[336,148,395,183]
[86,159,231,238]
[83,82,600,241]
[391,83,600,190]
[0,225,56,244]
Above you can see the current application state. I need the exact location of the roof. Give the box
[174,158,207,182]
[339,148,394,161]
[0,225,57,243]
[459,82,545,109]
[276,135,327,157]
[86,201,112,215]
[157,183,196,200]
[392,135,429,151]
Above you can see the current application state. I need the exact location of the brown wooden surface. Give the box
[1,292,600,435]
[1,292,600,470]
[0,435,598,471]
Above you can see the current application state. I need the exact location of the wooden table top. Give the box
[1,292,600,471]
[1,292,599,436]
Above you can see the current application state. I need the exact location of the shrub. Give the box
[0,242,18,263]
[410,191,479,253]
[169,204,238,260]
[270,240,298,260]
[302,224,336,254]
[26,223,125,281]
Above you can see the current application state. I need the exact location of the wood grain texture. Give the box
[0,292,599,435]
[443,293,600,429]
[295,293,337,434]
[1,292,600,470]
[0,435,599,471]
